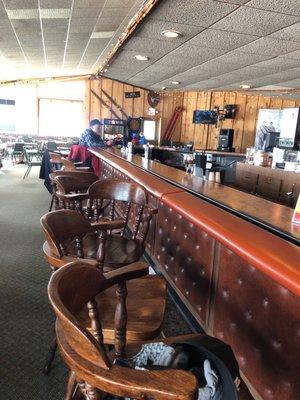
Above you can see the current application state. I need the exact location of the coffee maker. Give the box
[217,129,234,152]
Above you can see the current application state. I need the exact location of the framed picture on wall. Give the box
[255,109,282,151]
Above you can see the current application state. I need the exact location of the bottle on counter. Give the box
[127,141,133,154]
[143,144,149,159]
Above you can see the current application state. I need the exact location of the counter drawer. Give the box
[256,175,282,201]
[235,171,258,192]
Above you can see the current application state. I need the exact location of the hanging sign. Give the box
[125,91,140,98]
[292,194,300,225]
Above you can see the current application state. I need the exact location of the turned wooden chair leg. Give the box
[85,383,102,400]
[43,331,57,374]
[49,195,54,212]
[65,371,78,400]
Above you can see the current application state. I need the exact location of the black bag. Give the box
[172,335,240,400]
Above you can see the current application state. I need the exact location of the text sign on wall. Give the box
[125,91,140,99]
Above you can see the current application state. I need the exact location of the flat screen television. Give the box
[193,110,217,124]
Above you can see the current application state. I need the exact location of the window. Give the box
[0,99,16,132]
[38,98,85,137]
[143,120,156,140]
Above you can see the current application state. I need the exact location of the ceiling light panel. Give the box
[40,9,70,18]
[161,30,181,38]
[6,9,39,19]
[91,31,115,39]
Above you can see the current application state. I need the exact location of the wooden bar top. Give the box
[90,147,300,245]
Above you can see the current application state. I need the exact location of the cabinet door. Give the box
[256,175,282,201]
[236,171,258,193]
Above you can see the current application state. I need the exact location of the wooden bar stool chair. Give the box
[40,209,166,373]
[49,152,63,168]
[61,157,90,171]
[48,261,198,400]
[49,171,98,211]
[52,179,157,270]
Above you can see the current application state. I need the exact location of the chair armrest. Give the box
[62,256,98,268]
[75,166,90,170]
[101,364,198,400]
[63,192,89,201]
[104,261,149,283]
[90,218,126,231]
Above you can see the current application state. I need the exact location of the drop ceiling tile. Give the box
[237,37,300,56]
[107,0,138,7]
[122,37,180,55]
[246,0,300,16]
[238,67,300,86]
[217,0,249,4]
[101,8,130,19]
[40,0,71,7]
[270,22,300,42]
[212,6,300,36]
[212,50,273,68]
[95,17,123,31]
[151,0,238,27]
[72,8,100,18]
[251,57,300,72]
[189,29,258,50]
[159,43,227,69]
[276,78,300,87]
[4,1,37,9]
[126,64,182,82]
[73,0,102,7]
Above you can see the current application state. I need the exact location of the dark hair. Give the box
[90,119,101,127]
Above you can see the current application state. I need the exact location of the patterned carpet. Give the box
[0,163,192,399]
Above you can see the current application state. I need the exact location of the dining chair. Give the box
[61,158,90,171]
[23,148,42,179]
[48,261,197,400]
[40,209,166,374]
[49,171,98,211]
[11,142,24,163]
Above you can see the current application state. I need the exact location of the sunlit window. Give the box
[0,99,16,132]
[38,98,85,137]
[143,120,156,140]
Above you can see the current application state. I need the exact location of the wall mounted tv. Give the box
[193,110,217,124]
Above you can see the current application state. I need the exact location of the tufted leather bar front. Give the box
[89,148,300,400]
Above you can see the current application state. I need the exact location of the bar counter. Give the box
[89,147,300,400]
[94,147,299,246]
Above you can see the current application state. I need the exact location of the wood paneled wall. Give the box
[171,91,300,152]
[86,78,162,124]
[85,78,300,152]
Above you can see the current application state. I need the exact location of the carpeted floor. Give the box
[0,162,191,399]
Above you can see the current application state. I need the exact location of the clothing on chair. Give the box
[39,149,53,194]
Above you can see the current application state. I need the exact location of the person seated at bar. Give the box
[79,119,110,148]
[139,132,148,145]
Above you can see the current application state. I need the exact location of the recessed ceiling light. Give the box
[171,81,180,85]
[134,55,149,61]
[240,84,251,89]
[161,30,182,38]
